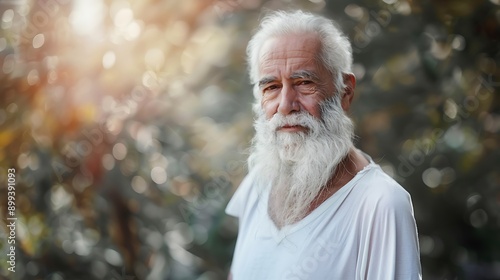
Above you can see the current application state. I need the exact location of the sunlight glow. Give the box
[69,0,105,35]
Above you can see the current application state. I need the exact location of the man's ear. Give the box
[341,73,356,112]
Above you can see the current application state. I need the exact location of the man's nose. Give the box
[277,85,300,115]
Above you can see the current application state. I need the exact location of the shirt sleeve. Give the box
[225,170,256,218]
[356,177,422,280]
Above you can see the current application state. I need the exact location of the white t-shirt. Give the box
[226,161,422,280]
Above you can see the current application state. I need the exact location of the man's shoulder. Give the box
[354,164,413,213]
[225,169,260,218]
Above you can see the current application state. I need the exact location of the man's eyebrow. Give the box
[258,76,277,88]
[290,70,320,81]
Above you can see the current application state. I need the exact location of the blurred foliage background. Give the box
[0,0,499,279]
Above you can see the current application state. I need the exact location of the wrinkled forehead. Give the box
[257,33,323,74]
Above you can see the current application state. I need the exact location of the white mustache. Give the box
[268,112,321,132]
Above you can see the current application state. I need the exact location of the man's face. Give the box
[257,33,335,130]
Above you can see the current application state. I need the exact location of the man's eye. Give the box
[298,80,313,85]
[296,80,316,94]
[263,85,279,93]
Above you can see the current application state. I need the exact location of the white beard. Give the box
[248,95,354,228]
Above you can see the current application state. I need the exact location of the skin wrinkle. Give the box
[258,70,321,90]
[258,34,335,120]
[257,34,334,89]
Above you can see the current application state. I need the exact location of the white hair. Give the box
[246,10,353,100]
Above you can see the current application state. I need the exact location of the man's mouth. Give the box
[277,125,308,132]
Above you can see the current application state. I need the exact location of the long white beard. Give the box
[248,95,354,228]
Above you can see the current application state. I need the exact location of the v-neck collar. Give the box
[254,160,377,244]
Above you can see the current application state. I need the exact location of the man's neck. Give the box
[307,148,369,216]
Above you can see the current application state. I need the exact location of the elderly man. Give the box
[226,10,421,280]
